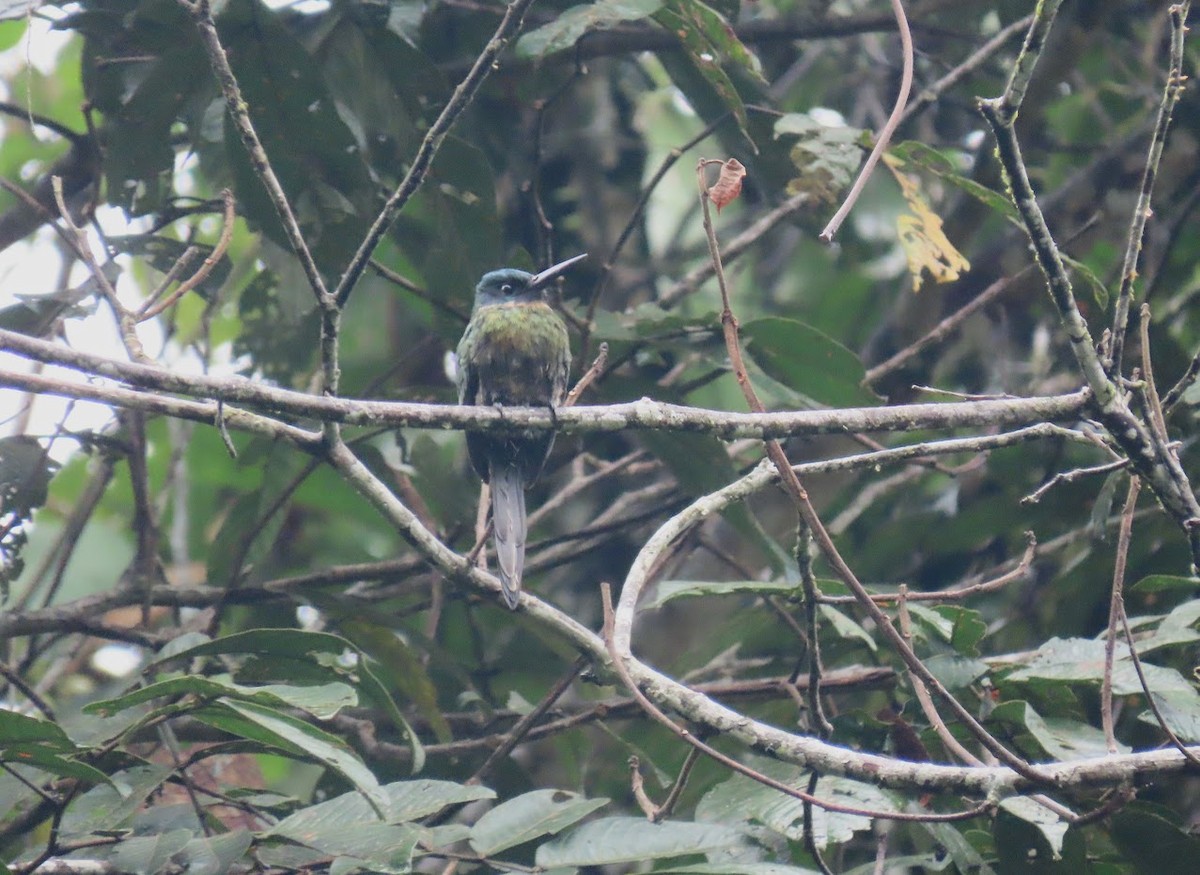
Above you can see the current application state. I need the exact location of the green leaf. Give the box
[1110,806,1200,875]
[818,604,877,652]
[193,700,387,817]
[60,764,172,834]
[0,744,112,783]
[176,830,254,875]
[923,654,989,690]
[1005,636,1197,694]
[269,780,494,838]
[288,823,420,874]
[1061,252,1110,310]
[991,700,1129,759]
[111,829,194,875]
[653,0,760,150]
[656,866,823,875]
[994,803,1086,871]
[906,603,954,643]
[536,816,745,866]
[775,113,865,204]
[742,317,879,408]
[287,781,491,837]
[339,619,452,744]
[0,435,60,516]
[108,234,232,301]
[0,708,74,749]
[1130,575,1200,594]
[149,628,423,771]
[1138,689,1200,742]
[945,606,989,656]
[889,140,1019,223]
[205,439,313,589]
[998,796,1069,858]
[85,676,357,720]
[0,710,113,784]
[470,789,609,857]
[517,0,663,58]
[696,766,895,850]
[647,578,801,609]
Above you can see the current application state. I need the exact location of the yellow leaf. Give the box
[883,153,970,292]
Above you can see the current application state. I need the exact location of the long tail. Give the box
[489,457,527,609]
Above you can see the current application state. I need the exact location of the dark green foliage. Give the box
[1,1,1199,873]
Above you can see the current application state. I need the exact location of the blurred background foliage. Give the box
[2,0,1200,872]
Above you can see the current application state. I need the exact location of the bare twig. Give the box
[137,189,236,322]
[332,0,541,308]
[899,14,1033,125]
[1102,476,1140,751]
[820,0,914,241]
[563,343,608,407]
[1107,1,1191,374]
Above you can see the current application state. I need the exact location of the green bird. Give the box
[456,254,586,609]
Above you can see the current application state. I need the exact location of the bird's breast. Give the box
[462,302,570,407]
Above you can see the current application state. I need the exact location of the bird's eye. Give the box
[500,284,514,295]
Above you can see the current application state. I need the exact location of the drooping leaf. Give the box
[882,153,970,292]
[653,0,761,150]
[707,157,746,211]
[1130,574,1200,594]
[647,578,801,609]
[339,619,452,744]
[741,317,879,408]
[470,789,610,857]
[150,628,424,773]
[696,763,897,850]
[85,675,357,720]
[536,816,745,866]
[517,0,664,58]
[994,803,1086,870]
[888,140,1019,223]
[193,699,387,816]
[1110,804,1200,875]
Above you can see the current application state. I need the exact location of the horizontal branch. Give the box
[0,329,1090,439]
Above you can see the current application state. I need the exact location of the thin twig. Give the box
[1107,1,1191,375]
[563,343,607,407]
[467,656,586,785]
[332,0,541,308]
[1117,601,1200,768]
[820,0,914,241]
[899,14,1033,125]
[137,189,236,322]
[864,270,1030,385]
[1101,476,1140,752]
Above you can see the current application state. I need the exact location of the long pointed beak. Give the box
[529,253,588,289]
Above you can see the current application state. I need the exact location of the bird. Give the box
[456,253,587,609]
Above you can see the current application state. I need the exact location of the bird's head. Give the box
[473,253,587,309]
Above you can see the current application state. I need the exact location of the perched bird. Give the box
[456,254,586,608]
